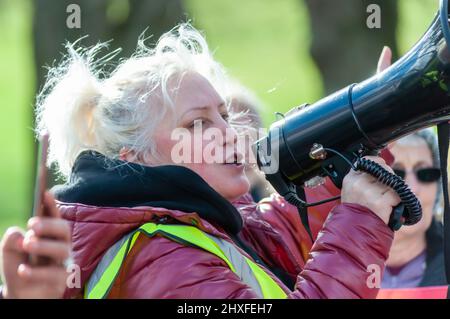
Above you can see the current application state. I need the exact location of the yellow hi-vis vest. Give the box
[84,222,288,299]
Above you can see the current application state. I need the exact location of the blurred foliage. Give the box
[185,0,323,126]
[0,0,34,236]
[397,0,437,54]
[306,0,399,94]
[0,0,444,237]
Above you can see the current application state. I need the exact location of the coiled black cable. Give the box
[354,157,422,226]
[320,147,423,228]
[284,145,422,234]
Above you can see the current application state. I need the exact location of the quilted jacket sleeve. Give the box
[241,193,393,299]
[289,203,393,298]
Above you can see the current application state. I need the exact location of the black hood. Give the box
[53,150,243,235]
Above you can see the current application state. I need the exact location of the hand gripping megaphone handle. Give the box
[317,146,423,231]
[353,157,422,231]
[389,204,405,231]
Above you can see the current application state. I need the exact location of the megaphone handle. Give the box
[388,204,405,231]
[366,150,407,231]
[320,147,422,231]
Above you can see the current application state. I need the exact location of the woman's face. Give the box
[140,72,250,202]
[389,138,438,239]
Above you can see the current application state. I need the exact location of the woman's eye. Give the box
[189,119,206,128]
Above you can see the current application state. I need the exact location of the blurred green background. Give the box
[0,0,438,237]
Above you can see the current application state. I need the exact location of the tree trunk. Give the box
[304,0,398,94]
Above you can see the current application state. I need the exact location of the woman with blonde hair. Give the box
[38,24,399,298]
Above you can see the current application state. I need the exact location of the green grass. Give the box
[0,0,443,239]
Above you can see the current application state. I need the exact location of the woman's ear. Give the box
[119,147,134,162]
[119,147,155,165]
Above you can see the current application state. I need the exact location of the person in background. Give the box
[378,46,446,288]
[0,192,71,298]
[382,129,445,288]
[226,80,274,202]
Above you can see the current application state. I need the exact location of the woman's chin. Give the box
[220,176,251,202]
[190,163,251,201]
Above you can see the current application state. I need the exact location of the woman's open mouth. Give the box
[223,152,244,167]
[224,161,243,167]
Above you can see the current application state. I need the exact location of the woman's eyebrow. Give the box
[180,103,225,119]
[180,106,209,119]
[414,160,433,168]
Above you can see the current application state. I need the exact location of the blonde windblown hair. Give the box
[35,24,231,178]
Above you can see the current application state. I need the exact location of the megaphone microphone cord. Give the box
[321,147,423,230]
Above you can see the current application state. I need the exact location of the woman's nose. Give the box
[405,173,420,195]
[217,117,237,146]
[223,125,238,147]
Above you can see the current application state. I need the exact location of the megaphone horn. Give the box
[255,0,450,232]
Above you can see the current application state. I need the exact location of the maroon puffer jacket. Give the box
[59,184,393,299]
